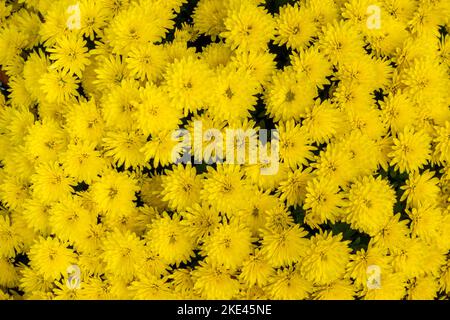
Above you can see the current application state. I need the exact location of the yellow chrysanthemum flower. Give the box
[28,237,76,281]
[61,141,105,183]
[181,203,221,243]
[344,176,396,236]
[239,249,274,287]
[0,214,23,258]
[389,127,432,173]
[274,4,317,50]
[161,164,203,212]
[65,99,105,145]
[31,162,74,204]
[312,279,355,300]
[102,229,146,281]
[221,2,275,52]
[300,232,351,285]
[146,213,195,266]
[265,69,316,121]
[48,34,91,78]
[267,267,313,300]
[125,43,166,82]
[91,170,139,216]
[277,121,316,169]
[49,196,96,244]
[193,0,227,39]
[277,167,314,208]
[363,272,407,300]
[103,129,147,168]
[164,56,212,115]
[1,0,449,301]
[202,221,252,270]
[318,21,365,65]
[134,84,181,136]
[38,68,80,104]
[401,170,440,208]
[201,165,251,214]
[303,178,345,228]
[260,224,308,267]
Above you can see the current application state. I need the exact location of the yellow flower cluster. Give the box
[0,0,449,300]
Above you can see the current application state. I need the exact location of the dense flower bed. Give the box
[0,0,449,300]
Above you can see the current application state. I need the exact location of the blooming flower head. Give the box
[202,221,253,270]
[344,176,396,236]
[102,229,146,281]
[313,146,356,187]
[303,178,345,228]
[22,49,50,102]
[181,203,221,243]
[400,170,440,208]
[318,21,365,65]
[22,198,52,236]
[370,213,410,251]
[24,119,68,164]
[380,91,417,134]
[201,165,251,214]
[0,175,31,211]
[49,195,96,244]
[161,164,203,212]
[146,213,195,266]
[406,276,440,300]
[102,129,147,169]
[65,99,105,145]
[130,274,174,300]
[389,127,432,173]
[48,34,91,78]
[407,205,443,244]
[268,266,312,300]
[210,67,259,123]
[235,190,280,236]
[221,2,275,52]
[265,69,317,122]
[261,224,308,267]
[141,130,186,167]
[290,47,332,89]
[28,237,76,281]
[125,43,166,82]
[346,246,392,288]
[91,170,139,217]
[38,68,80,104]
[301,232,351,285]
[277,121,316,169]
[1,0,449,301]
[192,260,240,300]
[433,121,450,164]
[0,257,18,289]
[61,141,105,184]
[134,84,181,136]
[164,56,212,115]
[0,214,23,258]
[277,167,314,208]
[390,238,430,278]
[193,0,228,39]
[239,249,274,287]
[313,279,355,300]
[31,162,74,204]
[229,50,276,86]
[105,2,174,55]
[363,272,407,300]
[201,43,233,69]
[101,79,140,130]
